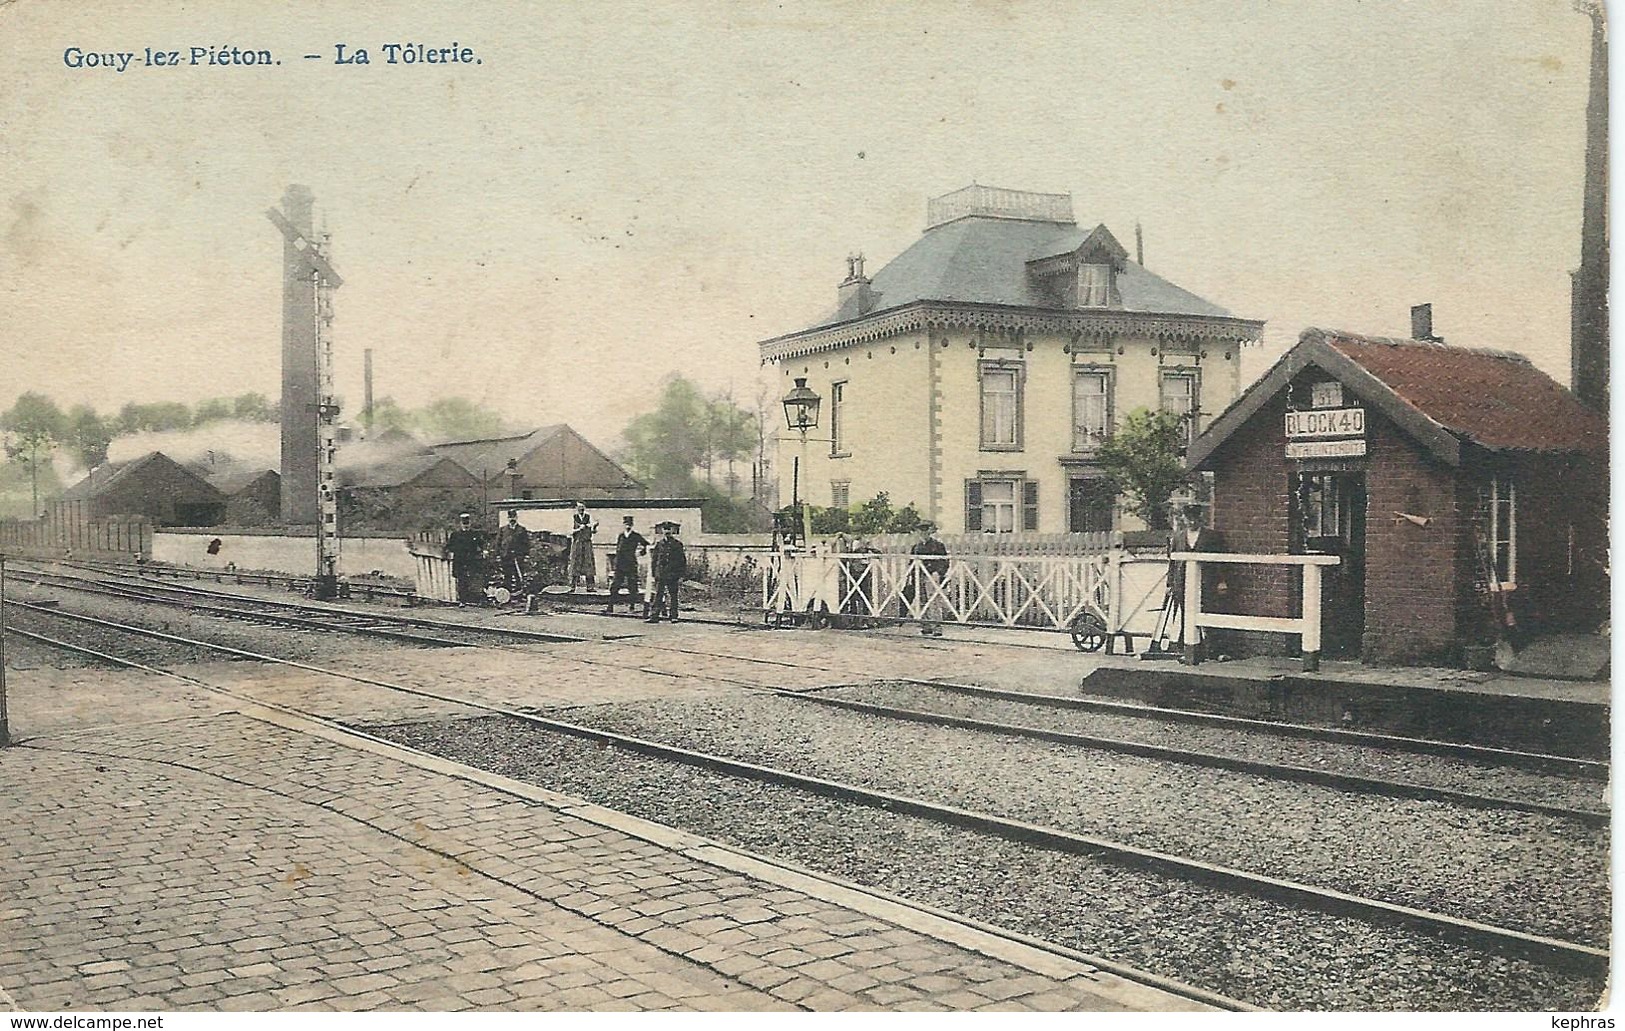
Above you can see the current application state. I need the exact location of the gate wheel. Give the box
[1069,612,1109,652]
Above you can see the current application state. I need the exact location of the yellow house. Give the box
[759,185,1265,534]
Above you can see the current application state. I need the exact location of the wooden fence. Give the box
[0,514,152,559]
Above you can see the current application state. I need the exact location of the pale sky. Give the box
[0,1,1601,451]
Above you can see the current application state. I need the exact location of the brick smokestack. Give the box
[278,185,319,524]
[1571,2,1608,418]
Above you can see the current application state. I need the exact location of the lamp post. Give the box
[780,378,822,549]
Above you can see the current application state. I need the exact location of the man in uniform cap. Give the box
[445,512,487,605]
[647,521,687,623]
[497,510,531,591]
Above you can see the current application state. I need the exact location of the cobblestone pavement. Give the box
[1,651,1214,1012]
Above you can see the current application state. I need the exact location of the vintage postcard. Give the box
[0,0,1611,1020]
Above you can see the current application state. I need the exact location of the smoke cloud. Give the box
[105,420,281,472]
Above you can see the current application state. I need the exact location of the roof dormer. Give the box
[1026,224,1129,308]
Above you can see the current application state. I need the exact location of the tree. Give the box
[364,397,414,435]
[1093,408,1191,532]
[64,404,113,469]
[413,397,510,442]
[620,376,757,497]
[231,392,278,423]
[1,392,66,516]
[115,401,192,434]
[191,397,234,426]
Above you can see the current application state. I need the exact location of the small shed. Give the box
[1188,328,1608,666]
[202,467,281,526]
[55,451,226,527]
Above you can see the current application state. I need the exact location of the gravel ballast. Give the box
[529,695,1608,945]
[370,713,1605,1011]
[823,681,1607,811]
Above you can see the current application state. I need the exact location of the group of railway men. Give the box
[443,505,687,620]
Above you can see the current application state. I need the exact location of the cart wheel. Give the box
[1069,612,1109,652]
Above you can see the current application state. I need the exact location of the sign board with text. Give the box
[1286,439,1369,459]
[1285,407,1365,440]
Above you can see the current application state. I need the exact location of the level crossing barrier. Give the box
[761,544,1171,647]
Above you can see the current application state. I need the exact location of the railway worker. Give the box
[497,510,531,591]
[905,523,949,637]
[603,515,650,614]
[567,501,598,591]
[445,512,487,605]
[1165,494,1223,655]
[646,521,687,623]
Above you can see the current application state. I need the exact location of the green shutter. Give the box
[965,480,982,532]
[1022,480,1039,531]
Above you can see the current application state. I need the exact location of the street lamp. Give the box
[781,378,822,548]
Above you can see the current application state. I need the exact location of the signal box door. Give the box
[1291,471,1367,656]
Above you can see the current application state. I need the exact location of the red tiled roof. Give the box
[1314,329,1607,454]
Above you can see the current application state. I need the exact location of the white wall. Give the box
[153,531,417,580]
[511,504,705,538]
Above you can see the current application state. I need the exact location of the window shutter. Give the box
[1022,480,1039,531]
[965,480,983,532]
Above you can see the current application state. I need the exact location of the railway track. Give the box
[8,561,1605,824]
[2,597,1609,993]
[5,566,583,648]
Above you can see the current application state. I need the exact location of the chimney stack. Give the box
[363,348,374,439]
[838,253,874,316]
[1410,303,1441,343]
[1135,221,1144,266]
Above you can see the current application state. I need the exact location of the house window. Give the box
[1069,477,1115,534]
[1072,368,1112,451]
[830,480,851,509]
[830,381,848,457]
[980,364,1022,450]
[1480,477,1516,586]
[965,476,1039,533]
[1160,369,1200,448]
[1078,263,1112,307]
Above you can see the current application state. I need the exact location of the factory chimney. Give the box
[363,348,374,439]
[1570,0,1609,418]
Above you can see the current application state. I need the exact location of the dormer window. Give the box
[1078,263,1112,307]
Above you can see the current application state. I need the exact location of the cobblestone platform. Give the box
[0,657,1217,1012]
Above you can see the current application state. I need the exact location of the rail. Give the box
[1171,552,1341,671]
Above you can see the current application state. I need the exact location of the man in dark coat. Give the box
[445,512,487,604]
[646,522,687,623]
[604,515,650,613]
[906,523,949,637]
[496,510,531,590]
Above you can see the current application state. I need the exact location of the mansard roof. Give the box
[807,215,1235,330]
